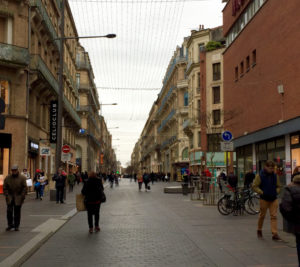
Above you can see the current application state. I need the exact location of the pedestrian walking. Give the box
[143,173,150,192]
[81,171,105,233]
[52,168,66,204]
[33,169,42,200]
[75,171,81,185]
[67,171,76,192]
[137,172,143,191]
[3,165,27,231]
[150,172,155,185]
[280,174,300,266]
[134,173,137,183]
[39,170,47,200]
[252,160,282,241]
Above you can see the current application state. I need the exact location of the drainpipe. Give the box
[25,3,31,169]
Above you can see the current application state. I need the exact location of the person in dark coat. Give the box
[244,169,255,188]
[280,174,300,266]
[81,171,104,233]
[3,165,27,231]
[52,168,66,204]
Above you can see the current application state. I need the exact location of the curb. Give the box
[0,208,78,267]
[0,183,109,267]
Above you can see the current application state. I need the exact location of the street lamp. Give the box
[100,103,118,106]
[108,127,119,129]
[55,0,117,170]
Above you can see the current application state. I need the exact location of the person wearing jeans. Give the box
[81,171,104,233]
[280,174,300,267]
[252,160,282,241]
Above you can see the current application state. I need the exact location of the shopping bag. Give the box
[26,179,33,187]
[147,185,151,190]
[76,194,86,211]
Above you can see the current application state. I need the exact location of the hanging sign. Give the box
[50,101,58,143]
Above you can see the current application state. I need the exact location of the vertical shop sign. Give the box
[50,101,58,143]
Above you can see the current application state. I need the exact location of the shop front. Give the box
[0,133,11,193]
[291,133,300,172]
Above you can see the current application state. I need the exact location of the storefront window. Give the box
[291,135,299,145]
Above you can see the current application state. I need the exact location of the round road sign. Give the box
[222,131,233,142]
[62,145,70,153]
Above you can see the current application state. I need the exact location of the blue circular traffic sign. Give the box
[222,131,233,142]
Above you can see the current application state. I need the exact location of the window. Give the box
[198,131,201,148]
[182,147,189,160]
[235,66,238,81]
[207,134,221,152]
[0,17,6,43]
[184,92,188,106]
[246,56,250,71]
[76,73,80,88]
[213,63,221,81]
[212,86,220,104]
[252,50,256,66]
[240,61,244,76]
[213,109,221,125]
[198,43,205,61]
[0,16,12,44]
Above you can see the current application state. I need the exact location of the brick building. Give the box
[223,0,300,184]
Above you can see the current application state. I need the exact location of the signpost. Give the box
[221,131,234,176]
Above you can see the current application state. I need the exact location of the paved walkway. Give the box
[0,183,84,265]
[21,180,298,267]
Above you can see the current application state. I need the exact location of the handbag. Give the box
[34,182,41,188]
[101,192,106,203]
[76,194,86,211]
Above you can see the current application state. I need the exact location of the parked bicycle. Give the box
[217,184,260,216]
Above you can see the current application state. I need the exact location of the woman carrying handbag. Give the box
[81,171,105,233]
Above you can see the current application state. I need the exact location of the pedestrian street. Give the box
[22,179,298,267]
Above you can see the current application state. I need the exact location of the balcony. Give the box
[63,96,81,127]
[161,135,177,150]
[64,64,77,93]
[183,119,194,136]
[76,59,91,71]
[30,54,59,94]
[0,43,29,67]
[158,109,176,133]
[157,85,175,115]
[177,79,188,89]
[30,0,60,51]
[177,106,188,115]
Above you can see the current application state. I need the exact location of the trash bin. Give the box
[182,183,189,195]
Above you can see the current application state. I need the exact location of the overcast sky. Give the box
[69,0,225,167]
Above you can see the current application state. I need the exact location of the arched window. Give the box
[182,147,189,160]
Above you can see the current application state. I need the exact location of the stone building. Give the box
[0,0,80,187]
[75,45,101,172]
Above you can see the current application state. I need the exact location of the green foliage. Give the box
[205,41,222,52]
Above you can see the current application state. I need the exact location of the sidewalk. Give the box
[0,183,84,266]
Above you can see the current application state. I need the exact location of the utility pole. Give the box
[55,0,65,171]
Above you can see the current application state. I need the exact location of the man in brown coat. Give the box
[3,165,27,231]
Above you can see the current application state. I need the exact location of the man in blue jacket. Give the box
[253,160,282,241]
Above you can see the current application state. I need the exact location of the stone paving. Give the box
[0,184,83,264]
[22,179,298,267]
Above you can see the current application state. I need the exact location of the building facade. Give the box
[75,45,101,172]
[223,0,300,184]
[0,1,116,192]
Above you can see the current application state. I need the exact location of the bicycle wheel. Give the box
[246,195,260,215]
[217,196,233,215]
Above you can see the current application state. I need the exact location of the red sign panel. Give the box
[62,145,70,153]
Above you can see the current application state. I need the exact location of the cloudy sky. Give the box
[69,0,225,166]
